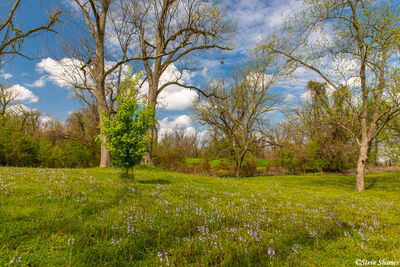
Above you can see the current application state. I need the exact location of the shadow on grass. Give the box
[365,177,377,190]
[138,179,171,184]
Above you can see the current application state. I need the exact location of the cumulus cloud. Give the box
[6,104,33,115]
[345,76,361,89]
[158,115,197,137]
[300,90,311,101]
[158,88,198,110]
[140,64,198,111]
[245,72,274,89]
[26,76,47,88]
[39,116,54,125]
[36,57,88,88]
[159,115,192,129]
[6,84,39,103]
[36,57,131,93]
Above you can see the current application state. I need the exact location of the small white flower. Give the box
[292,244,301,254]
[310,231,318,238]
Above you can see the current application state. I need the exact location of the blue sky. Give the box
[1,0,310,133]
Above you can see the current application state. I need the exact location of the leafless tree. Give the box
[192,55,288,177]
[0,0,60,68]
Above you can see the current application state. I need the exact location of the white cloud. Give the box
[26,76,47,87]
[36,57,130,90]
[332,57,359,77]
[158,115,196,137]
[285,93,297,102]
[39,116,54,125]
[1,73,12,79]
[158,88,198,110]
[300,90,311,101]
[6,84,39,103]
[246,72,274,89]
[36,57,88,88]
[140,64,198,110]
[228,0,303,53]
[159,115,192,129]
[308,24,334,48]
[345,76,361,89]
[6,104,32,115]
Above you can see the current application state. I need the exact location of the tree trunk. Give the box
[99,134,112,167]
[142,80,158,166]
[236,154,244,178]
[235,160,241,178]
[97,98,113,168]
[94,40,112,168]
[356,138,369,192]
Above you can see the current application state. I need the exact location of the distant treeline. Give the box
[0,108,99,168]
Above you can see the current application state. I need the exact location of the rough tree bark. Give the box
[73,0,113,167]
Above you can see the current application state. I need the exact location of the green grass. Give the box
[186,158,230,169]
[1,167,400,266]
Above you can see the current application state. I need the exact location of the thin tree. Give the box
[192,55,287,177]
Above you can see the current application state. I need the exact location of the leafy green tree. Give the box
[100,71,155,176]
[287,81,358,172]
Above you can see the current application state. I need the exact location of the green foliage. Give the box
[101,71,155,171]
[0,109,99,168]
[1,167,400,265]
[153,145,187,171]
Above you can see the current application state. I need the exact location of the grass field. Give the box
[1,167,399,266]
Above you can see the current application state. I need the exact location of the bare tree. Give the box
[0,0,60,67]
[119,0,235,165]
[192,56,287,177]
[261,0,400,192]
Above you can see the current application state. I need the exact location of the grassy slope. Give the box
[0,167,399,266]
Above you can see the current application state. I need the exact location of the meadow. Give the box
[1,167,399,266]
